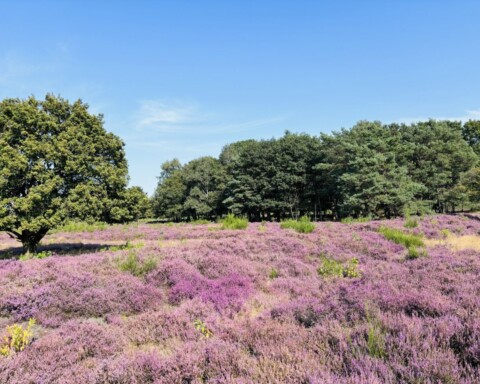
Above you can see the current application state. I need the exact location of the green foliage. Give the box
[19,250,52,261]
[190,219,211,225]
[317,256,360,278]
[406,246,428,260]
[341,216,372,224]
[258,221,267,232]
[220,214,248,230]
[0,94,133,254]
[364,306,387,359]
[0,319,36,357]
[194,319,213,338]
[378,226,424,248]
[115,252,157,277]
[108,241,144,252]
[268,268,279,279]
[280,216,315,233]
[404,216,419,228]
[52,220,108,233]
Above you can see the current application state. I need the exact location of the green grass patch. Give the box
[190,219,211,225]
[341,216,372,224]
[404,217,419,229]
[378,226,424,248]
[115,252,157,277]
[220,214,249,230]
[268,268,279,279]
[280,216,315,233]
[52,220,109,233]
[317,256,360,278]
[19,250,52,261]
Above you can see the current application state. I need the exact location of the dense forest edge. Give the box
[152,120,480,222]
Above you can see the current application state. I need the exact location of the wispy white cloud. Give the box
[397,109,480,124]
[133,100,201,130]
[132,99,289,134]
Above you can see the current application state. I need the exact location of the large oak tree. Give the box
[0,94,129,253]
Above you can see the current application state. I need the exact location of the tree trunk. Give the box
[16,228,49,255]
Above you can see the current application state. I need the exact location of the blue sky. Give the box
[1,1,480,194]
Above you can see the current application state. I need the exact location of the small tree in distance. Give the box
[0,94,130,253]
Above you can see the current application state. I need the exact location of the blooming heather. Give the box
[0,214,479,383]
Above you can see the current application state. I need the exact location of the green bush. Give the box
[0,318,36,357]
[280,216,315,233]
[317,257,360,278]
[407,246,428,260]
[116,252,157,277]
[19,250,52,261]
[378,226,424,248]
[268,268,279,279]
[220,214,249,230]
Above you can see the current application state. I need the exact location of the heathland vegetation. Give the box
[0,215,479,382]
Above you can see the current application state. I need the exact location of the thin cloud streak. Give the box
[397,109,480,124]
[132,99,289,134]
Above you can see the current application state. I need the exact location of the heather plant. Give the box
[0,318,35,357]
[116,252,157,277]
[280,216,315,233]
[220,214,248,230]
[0,214,479,382]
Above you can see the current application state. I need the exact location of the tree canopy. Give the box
[0,94,141,253]
[152,121,479,222]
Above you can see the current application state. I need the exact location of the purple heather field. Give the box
[0,215,479,383]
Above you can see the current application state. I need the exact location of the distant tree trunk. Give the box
[9,228,49,255]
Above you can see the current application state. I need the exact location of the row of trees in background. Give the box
[152,120,480,222]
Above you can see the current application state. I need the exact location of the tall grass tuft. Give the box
[281,216,315,233]
[220,214,249,230]
[378,226,424,248]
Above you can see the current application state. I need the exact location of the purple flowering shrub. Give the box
[0,214,479,382]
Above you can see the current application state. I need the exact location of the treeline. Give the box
[152,120,480,221]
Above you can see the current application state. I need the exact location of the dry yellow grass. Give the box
[425,235,480,252]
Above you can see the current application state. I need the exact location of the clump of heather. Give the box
[0,214,479,382]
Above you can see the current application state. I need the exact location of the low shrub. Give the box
[281,216,315,233]
[193,319,213,338]
[268,268,279,279]
[407,246,428,260]
[220,214,248,230]
[0,318,36,357]
[116,252,157,277]
[317,257,360,278]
